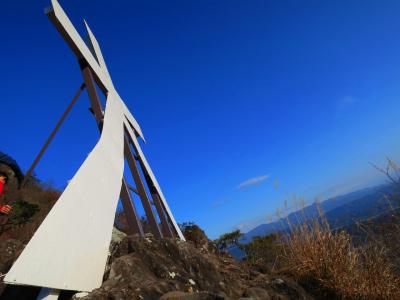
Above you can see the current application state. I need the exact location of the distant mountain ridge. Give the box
[241,183,396,243]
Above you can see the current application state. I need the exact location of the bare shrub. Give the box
[280,216,400,299]
[0,178,60,243]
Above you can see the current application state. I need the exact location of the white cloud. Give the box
[237,174,269,190]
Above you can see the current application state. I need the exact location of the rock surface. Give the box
[0,176,313,300]
[242,287,271,299]
[74,231,312,300]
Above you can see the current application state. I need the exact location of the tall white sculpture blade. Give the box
[5,0,186,292]
[84,21,146,143]
[84,20,113,85]
[46,0,145,142]
[5,94,125,292]
[47,0,110,91]
[82,11,183,238]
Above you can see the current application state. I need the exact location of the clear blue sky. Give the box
[1,0,400,238]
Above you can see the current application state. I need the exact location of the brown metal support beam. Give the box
[127,134,175,238]
[130,136,177,237]
[120,178,144,235]
[22,83,85,188]
[124,135,162,238]
[80,60,104,130]
[136,157,174,238]
[79,63,143,236]
[152,193,174,238]
[127,184,139,195]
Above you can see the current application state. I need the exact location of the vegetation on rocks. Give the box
[8,199,39,224]
[0,166,60,299]
[240,234,281,272]
[281,218,400,299]
[0,163,311,300]
[1,157,400,299]
[215,230,242,251]
[213,160,400,299]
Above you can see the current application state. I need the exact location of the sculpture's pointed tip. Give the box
[84,19,93,35]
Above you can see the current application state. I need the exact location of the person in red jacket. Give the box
[0,173,12,214]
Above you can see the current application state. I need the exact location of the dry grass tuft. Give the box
[281,217,400,299]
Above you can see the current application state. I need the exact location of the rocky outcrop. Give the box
[76,233,312,300]
[0,219,312,300]
[0,174,312,300]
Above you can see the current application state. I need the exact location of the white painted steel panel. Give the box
[49,0,111,90]
[84,21,146,142]
[117,94,146,142]
[84,20,113,88]
[124,121,185,241]
[48,0,145,141]
[5,0,185,292]
[4,94,125,292]
[83,19,180,225]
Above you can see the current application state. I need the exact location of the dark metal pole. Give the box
[79,60,104,130]
[135,152,175,238]
[152,193,174,238]
[126,132,175,237]
[22,83,86,188]
[127,184,139,195]
[120,178,144,235]
[124,136,162,238]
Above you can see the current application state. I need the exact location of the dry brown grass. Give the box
[280,216,400,299]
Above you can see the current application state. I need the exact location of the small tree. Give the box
[241,234,280,269]
[216,229,243,251]
[181,223,209,247]
[8,199,39,224]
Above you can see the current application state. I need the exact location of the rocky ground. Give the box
[0,163,313,299]
[72,226,312,300]
[0,222,313,300]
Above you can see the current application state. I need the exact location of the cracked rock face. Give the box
[0,179,312,300]
[75,231,312,300]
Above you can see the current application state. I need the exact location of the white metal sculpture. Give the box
[5,0,184,294]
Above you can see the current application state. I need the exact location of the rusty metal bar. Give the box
[127,184,139,195]
[152,193,174,238]
[79,63,143,236]
[128,137,175,238]
[132,155,176,237]
[120,178,144,235]
[22,83,85,188]
[79,60,104,130]
[135,156,174,237]
[124,136,162,238]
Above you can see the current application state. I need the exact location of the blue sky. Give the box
[1,0,400,238]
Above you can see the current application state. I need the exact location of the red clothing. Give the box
[0,181,4,197]
[0,181,11,214]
